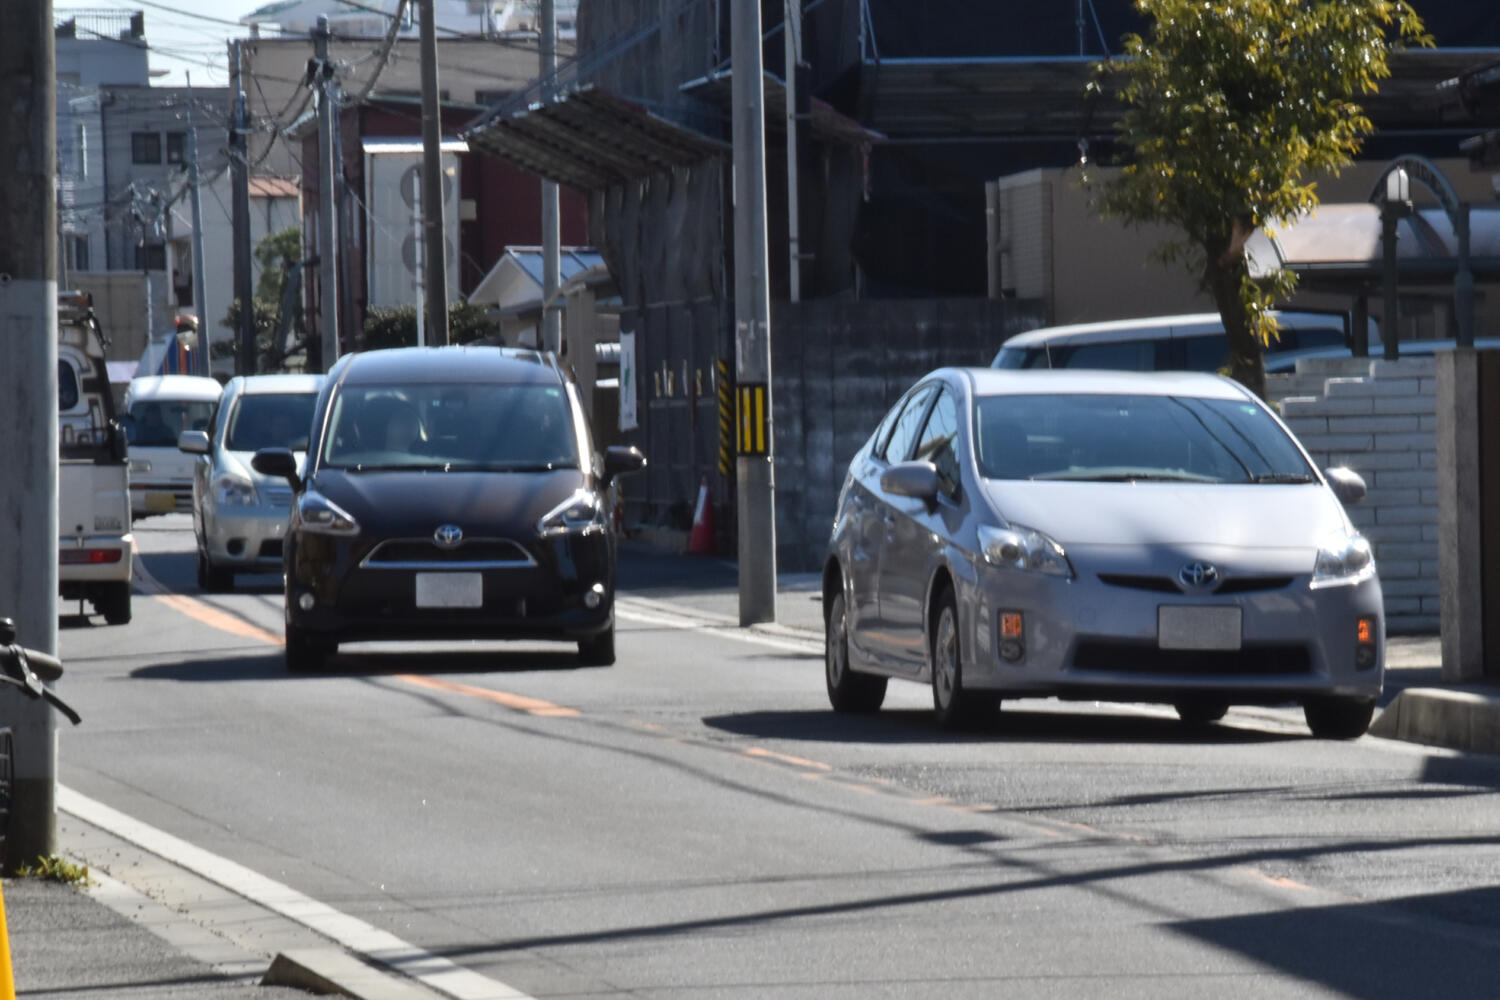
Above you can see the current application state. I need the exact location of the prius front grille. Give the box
[1072,641,1312,676]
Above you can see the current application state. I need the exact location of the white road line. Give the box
[58,785,535,1000]
[614,598,822,655]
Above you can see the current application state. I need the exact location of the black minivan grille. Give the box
[362,538,535,569]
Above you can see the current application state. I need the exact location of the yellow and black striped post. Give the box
[737,382,769,457]
[717,358,733,477]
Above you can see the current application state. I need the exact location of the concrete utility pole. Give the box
[314,15,341,369]
[540,0,561,354]
[0,0,61,871]
[185,73,211,377]
[784,0,803,303]
[732,0,778,624]
[419,0,449,346]
[230,41,256,376]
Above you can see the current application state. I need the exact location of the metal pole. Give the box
[185,73,210,377]
[0,0,60,872]
[1456,202,1474,349]
[230,42,256,375]
[733,0,777,625]
[419,0,449,346]
[540,0,561,354]
[314,16,341,369]
[1381,207,1400,362]
[784,0,802,303]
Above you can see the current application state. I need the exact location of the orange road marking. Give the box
[743,747,833,771]
[395,674,580,717]
[152,593,284,646]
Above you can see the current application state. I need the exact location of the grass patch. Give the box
[10,855,92,886]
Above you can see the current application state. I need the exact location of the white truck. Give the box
[57,292,133,625]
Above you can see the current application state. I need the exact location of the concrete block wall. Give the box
[1270,356,1439,634]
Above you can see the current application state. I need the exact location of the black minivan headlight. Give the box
[297,489,360,537]
[537,488,606,538]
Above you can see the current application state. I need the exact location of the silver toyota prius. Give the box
[823,368,1384,738]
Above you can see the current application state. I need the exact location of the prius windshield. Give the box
[322,382,580,472]
[974,393,1314,484]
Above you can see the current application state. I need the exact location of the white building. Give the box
[241,0,578,40]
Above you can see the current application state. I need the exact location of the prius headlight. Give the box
[977,523,1074,578]
[537,489,606,537]
[1311,532,1375,589]
[296,490,360,537]
[213,473,258,507]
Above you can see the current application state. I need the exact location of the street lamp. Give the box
[1379,167,1412,362]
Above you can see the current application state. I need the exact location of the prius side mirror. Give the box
[1324,466,1367,506]
[881,461,943,504]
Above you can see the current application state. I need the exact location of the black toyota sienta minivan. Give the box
[252,346,646,673]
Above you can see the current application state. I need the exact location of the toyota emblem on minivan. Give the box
[434,524,463,548]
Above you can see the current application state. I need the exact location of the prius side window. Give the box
[913,389,961,491]
[879,385,936,463]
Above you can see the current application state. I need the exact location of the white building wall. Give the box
[1272,357,1440,634]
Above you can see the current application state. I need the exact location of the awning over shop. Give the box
[462,85,730,191]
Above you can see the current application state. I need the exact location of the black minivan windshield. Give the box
[322,382,579,472]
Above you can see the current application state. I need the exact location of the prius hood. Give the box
[981,479,1353,551]
[311,468,587,536]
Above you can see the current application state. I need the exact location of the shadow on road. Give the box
[703,706,1302,745]
[130,646,601,682]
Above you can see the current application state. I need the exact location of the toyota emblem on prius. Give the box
[434,524,464,548]
[1178,562,1220,591]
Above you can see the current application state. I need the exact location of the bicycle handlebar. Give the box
[1,644,82,726]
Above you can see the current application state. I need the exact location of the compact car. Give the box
[823,368,1384,738]
[179,373,325,591]
[251,346,646,673]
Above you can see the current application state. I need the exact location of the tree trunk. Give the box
[1203,251,1265,399]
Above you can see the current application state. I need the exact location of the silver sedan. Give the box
[823,368,1384,738]
[179,373,325,591]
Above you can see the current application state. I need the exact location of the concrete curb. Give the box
[1369,686,1500,755]
[262,948,444,999]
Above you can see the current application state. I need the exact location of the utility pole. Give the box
[784,0,802,303]
[313,15,341,369]
[185,72,210,377]
[0,0,61,872]
[230,41,256,376]
[732,0,777,624]
[540,0,561,354]
[419,0,449,345]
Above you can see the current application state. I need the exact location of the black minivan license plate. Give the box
[416,572,483,608]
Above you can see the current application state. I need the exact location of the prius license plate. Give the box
[1158,606,1242,650]
[415,572,483,608]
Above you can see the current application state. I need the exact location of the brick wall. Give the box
[1270,357,1438,634]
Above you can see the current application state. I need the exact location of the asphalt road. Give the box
[45,514,1500,999]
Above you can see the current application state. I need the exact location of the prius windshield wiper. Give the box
[1032,469,1220,483]
[347,462,455,473]
[1246,473,1316,484]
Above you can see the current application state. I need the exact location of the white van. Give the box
[991,310,1361,372]
[122,374,223,519]
[58,292,133,624]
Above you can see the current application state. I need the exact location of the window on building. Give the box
[131,131,161,164]
[68,235,90,274]
[166,132,186,165]
[134,242,166,271]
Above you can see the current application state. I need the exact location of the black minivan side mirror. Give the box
[252,448,302,492]
[601,445,647,486]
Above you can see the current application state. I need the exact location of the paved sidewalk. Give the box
[2,553,1494,1000]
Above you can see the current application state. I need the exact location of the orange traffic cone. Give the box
[687,476,714,555]
[0,880,14,1000]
